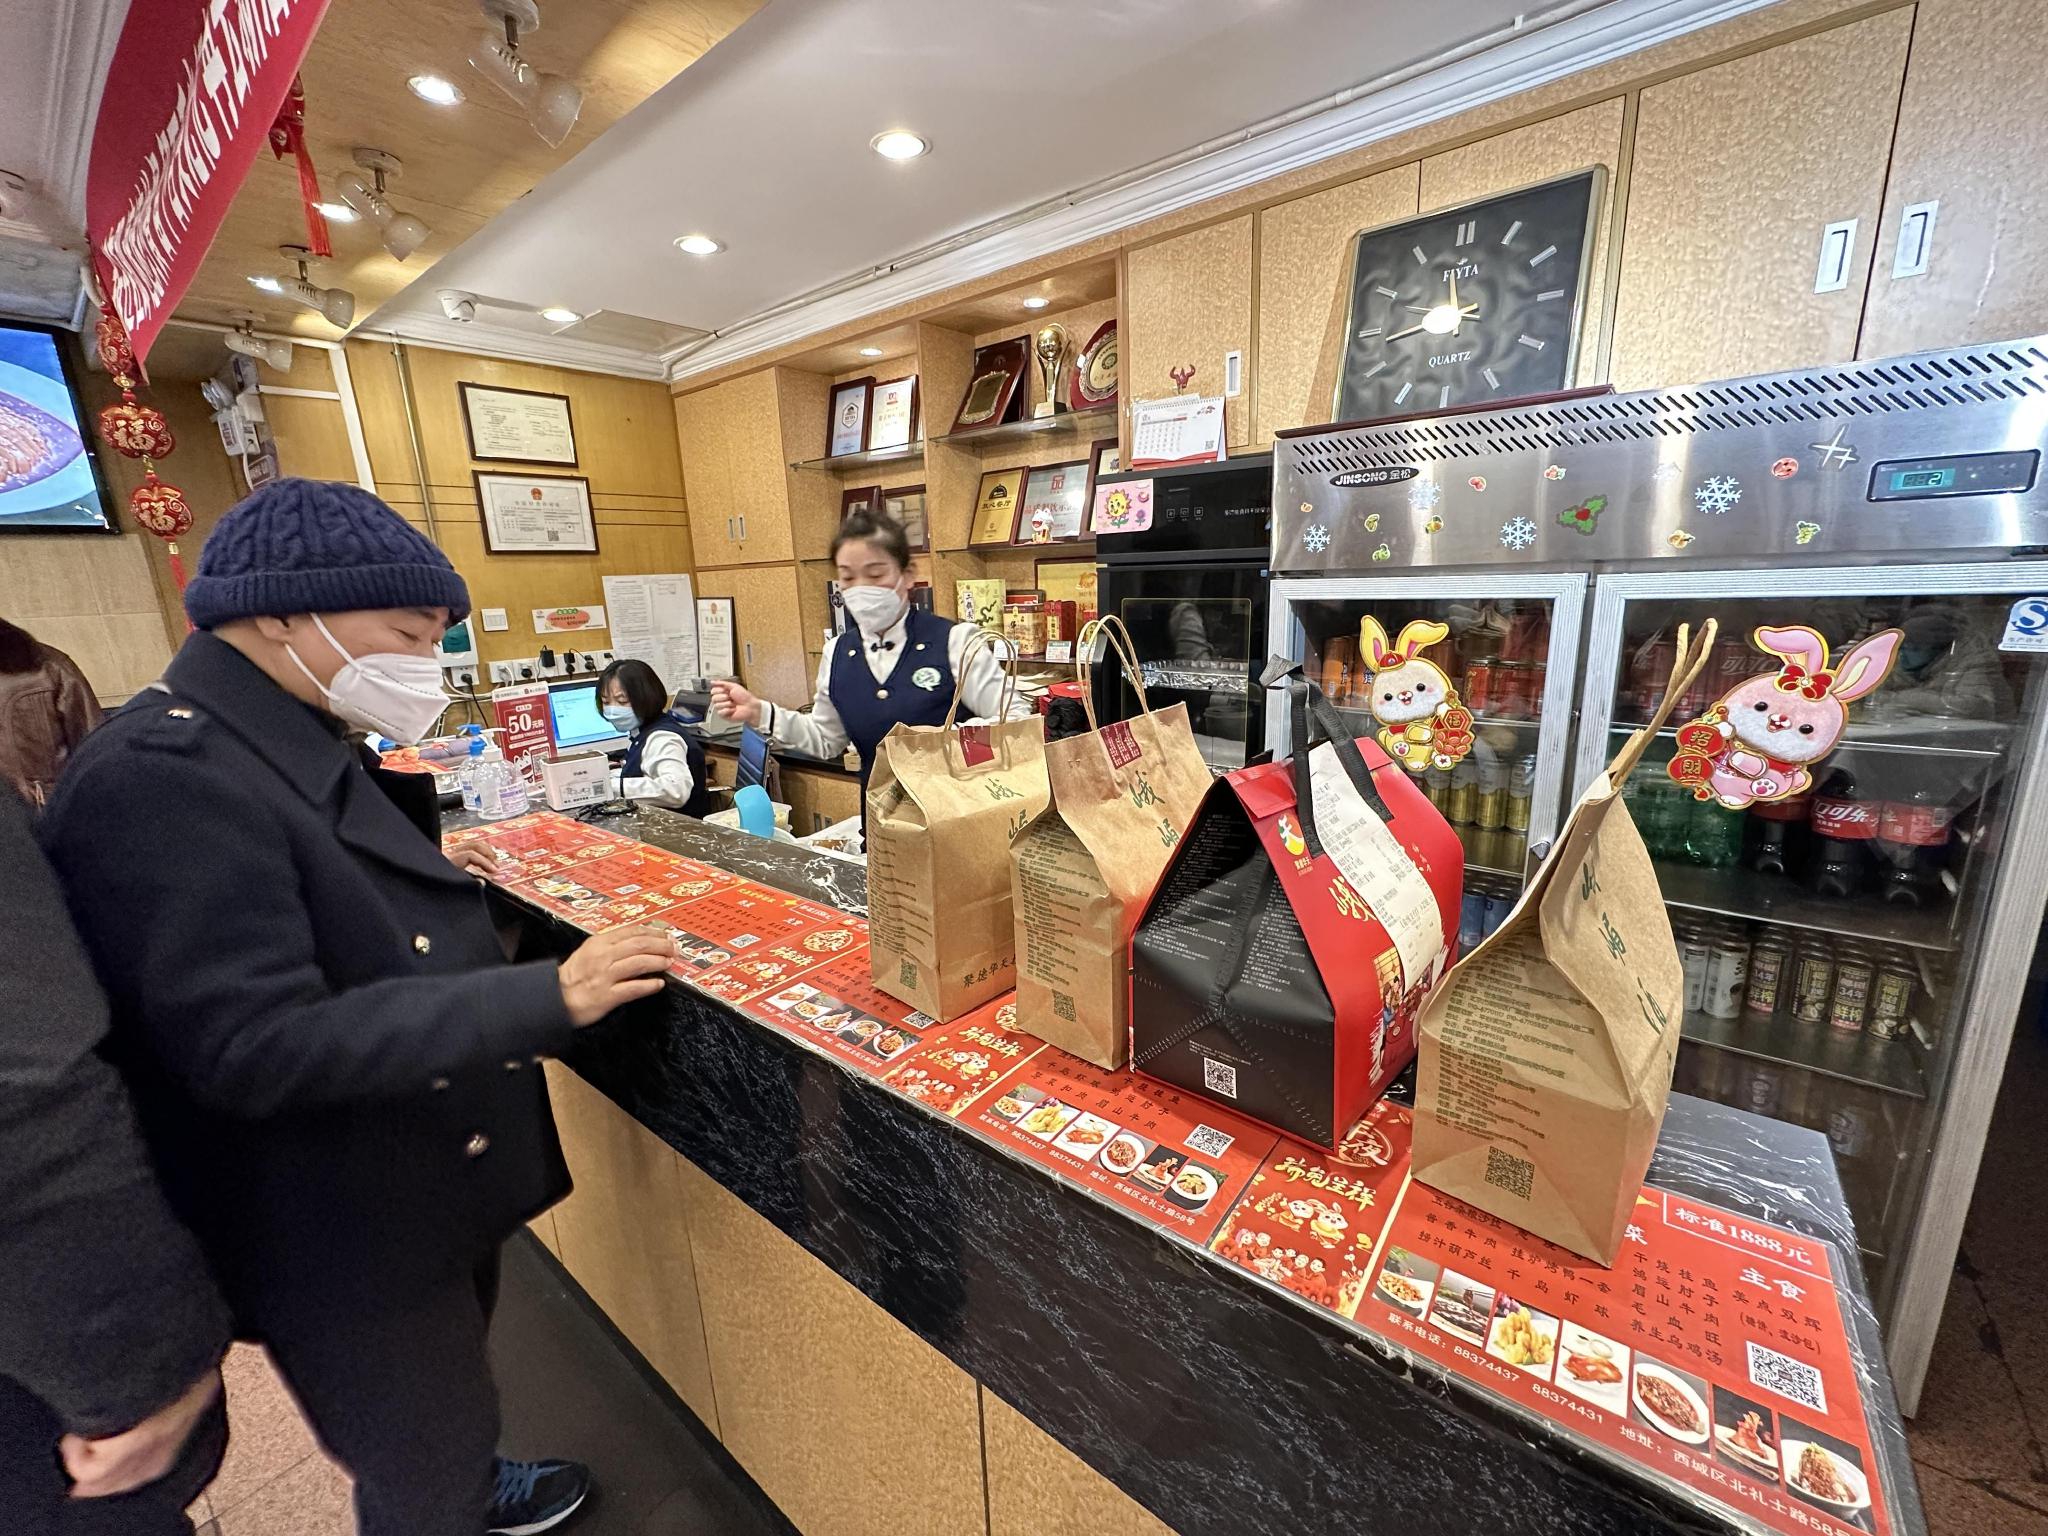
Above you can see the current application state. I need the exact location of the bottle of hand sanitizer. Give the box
[475,732,530,821]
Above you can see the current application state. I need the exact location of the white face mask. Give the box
[285,614,450,744]
[841,582,906,637]
[601,703,638,731]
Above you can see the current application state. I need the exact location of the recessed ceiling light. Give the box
[409,73,464,106]
[248,274,283,293]
[314,201,359,224]
[1021,296,1050,310]
[539,307,581,324]
[871,130,928,161]
[858,346,884,358]
[673,234,723,256]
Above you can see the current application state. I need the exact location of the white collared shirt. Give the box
[763,614,1030,760]
[612,725,698,809]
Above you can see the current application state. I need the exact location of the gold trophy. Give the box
[1032,323,1069,418]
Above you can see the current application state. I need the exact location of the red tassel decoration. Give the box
[268,75,331,258]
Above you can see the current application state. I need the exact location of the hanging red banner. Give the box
[85,0,333,361]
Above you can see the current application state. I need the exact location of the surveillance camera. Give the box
[438,288,478,323]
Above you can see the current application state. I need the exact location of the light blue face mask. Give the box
[601,703,638,731]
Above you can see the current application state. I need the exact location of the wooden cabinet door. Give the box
[676,383,735,567]
[1126,215,1255,448]
[697,564,809,706]
[1608,10,1912,391]
[722,370,795,565]
[1860,0,2048,358]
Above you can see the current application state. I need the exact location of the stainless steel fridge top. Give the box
[1273,336,2048,573]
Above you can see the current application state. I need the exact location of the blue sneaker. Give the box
[486,1456,592,1534]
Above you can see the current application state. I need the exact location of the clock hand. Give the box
[1384,320,1432,343]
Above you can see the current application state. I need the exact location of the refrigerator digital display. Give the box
[1867,450,2037,501]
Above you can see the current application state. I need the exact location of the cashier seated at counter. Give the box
[597,657,716,817]
[711,506,1031,790]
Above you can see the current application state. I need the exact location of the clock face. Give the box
[1334,169,1602,424]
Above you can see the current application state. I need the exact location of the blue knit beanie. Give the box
[184,478,470,629]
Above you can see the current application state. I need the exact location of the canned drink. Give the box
[1476,754,1509,830]
[1704,933,1750,1020]
[1481,883,1514,937]
[1680,928,1711,1015]
[1525,661,1548,714]
[1737,1060,1787,1118]
[1826,1097,1874,1159]
[1830,947,1877,1033]
[1507,755,1536,832]
[1496,662,1534,720]
[1447,760,1479,825]
[1459,890,1487,952]
[1870,952,1917,1040]
[1792,939,1836,1026]
[1463,658,1496,714]
[1746,936,1792,1017]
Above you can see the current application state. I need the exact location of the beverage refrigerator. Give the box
[1264,336,2048,1414]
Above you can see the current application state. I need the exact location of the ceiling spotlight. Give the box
[409,73,465,106]
[870,130,929,161]
[1021,296,1050,310]
[223,314,295,373]
[539,306,580,324]
[673,233,722,256]
[469,0,583,149]
[247,274,283,294]
[335,149,430,261]
[275,246,356,329]
[313,201,359,224]
[858,346,884,358]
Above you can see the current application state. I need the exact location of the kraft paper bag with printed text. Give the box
[1412,620,1716,1265]
[868,633,1050,1023]
[1010,618,1212,1068]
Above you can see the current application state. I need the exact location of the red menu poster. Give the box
[445,811,615,880]
[655,884,830,972]
[744,948,937,1078]
[882,997,1047,1118]
[1362,1183,1890,1536]
[687,931,860,1006]
[968,1051,1278,1243]
[1211,1101,1414,1319]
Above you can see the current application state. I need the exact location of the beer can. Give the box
[1679,928,1711,1015]
[1704,932,1750,1020]
[1476,754,1509,830]
[1507,754,1536,832]
[1829,946,1877,1033]
[1792,939,1836,1026]
[1447,760,1479,825]
[1870,952,1916,1040]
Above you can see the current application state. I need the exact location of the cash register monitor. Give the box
[547,678,629,753]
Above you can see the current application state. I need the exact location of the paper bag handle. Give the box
[938,626,1020,776]
[1604,617,1719,789]
[1259,656,1389,859]
[1076,614,1154,730]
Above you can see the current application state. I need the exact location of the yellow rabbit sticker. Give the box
[1357,617,1476,773]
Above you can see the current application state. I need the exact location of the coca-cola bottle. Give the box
[1745,793,1812,878]
[1806,768,1878,898]
[1874,786,1954,908]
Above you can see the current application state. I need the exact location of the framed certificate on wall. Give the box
[970,466,1026,547]
[474,471,598,554]
[867,374,919,451]
[459,383,578,466]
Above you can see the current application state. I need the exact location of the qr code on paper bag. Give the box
[1748,1341,1828,1413]
[1202,1057,1238,1100]
[1484,1146,1535,1201]
[1186,1124,1235,1159]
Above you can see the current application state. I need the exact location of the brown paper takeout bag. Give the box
[867,631,1051,1023]
[1412,619,1718,1265]
[1009,617,1213,1068]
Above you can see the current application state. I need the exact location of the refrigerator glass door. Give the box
[1095,560,1267,772]
[1266,574,1589,900]
[1571,563,2048,1401]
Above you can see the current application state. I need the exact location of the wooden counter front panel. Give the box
[541,1063,720,1435]
[982,1389,1179,1536]
[1608,10,1912,391]
[678,1158,987,1536]
[1125,215,1255,449]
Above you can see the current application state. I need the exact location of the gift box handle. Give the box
[1259,656,1390,859]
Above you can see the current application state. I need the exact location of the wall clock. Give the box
[1332,168,1604,424]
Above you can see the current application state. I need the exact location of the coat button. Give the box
[876,688,889,699]
[915,642,926,651]
[503,1059,523,1072]
[166,707,194,719]
[413,934,432,955]
[465,1132,490,1158]
[430,1076,451,1092]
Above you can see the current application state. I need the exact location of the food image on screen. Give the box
[0,325,112,530]
[0,393,73,490]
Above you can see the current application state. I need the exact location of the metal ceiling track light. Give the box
[334,149,431,261]
[274,246,356,328]
[469,0,583,149]
[222,313,295,372]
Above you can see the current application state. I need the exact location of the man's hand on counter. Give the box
[558,924,674,1027]
[709,679,763,728]
[446,842,503,881]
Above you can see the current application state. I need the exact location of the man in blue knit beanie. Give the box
[40,479,669,1535]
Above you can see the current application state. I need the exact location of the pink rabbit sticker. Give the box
[1357,617,1475,773]
[1667,625,1903,808]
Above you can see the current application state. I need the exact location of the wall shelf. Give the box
[792,441,926,472]
[934,403,1117,449]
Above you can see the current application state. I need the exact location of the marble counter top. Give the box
[466,809,1923,1536]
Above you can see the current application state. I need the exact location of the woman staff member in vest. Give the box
[710,507,1027,788]
[597,658,715,817]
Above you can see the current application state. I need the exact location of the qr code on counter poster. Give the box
[1747,1340,1828,1413]
[1185,1124,1235,1159]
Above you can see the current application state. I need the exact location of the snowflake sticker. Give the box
[1407,479,1442,513]
[1694,476,1742,515]
[1500,516,1538,551]
[1543,464,1567,481]
[1302,523,1331,554]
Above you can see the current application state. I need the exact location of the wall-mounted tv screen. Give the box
[0,322,115,532]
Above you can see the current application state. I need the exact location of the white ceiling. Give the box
[370,0,1560,359]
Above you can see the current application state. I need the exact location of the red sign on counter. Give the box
[689,932,859,1006]
[747,947,936,1077]
[882,997,1047,1118]
[969,1052,1278,1243]
[490,683,557,778]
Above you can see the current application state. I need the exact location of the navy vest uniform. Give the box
[624,710,716,819]
[831,606,958,793]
